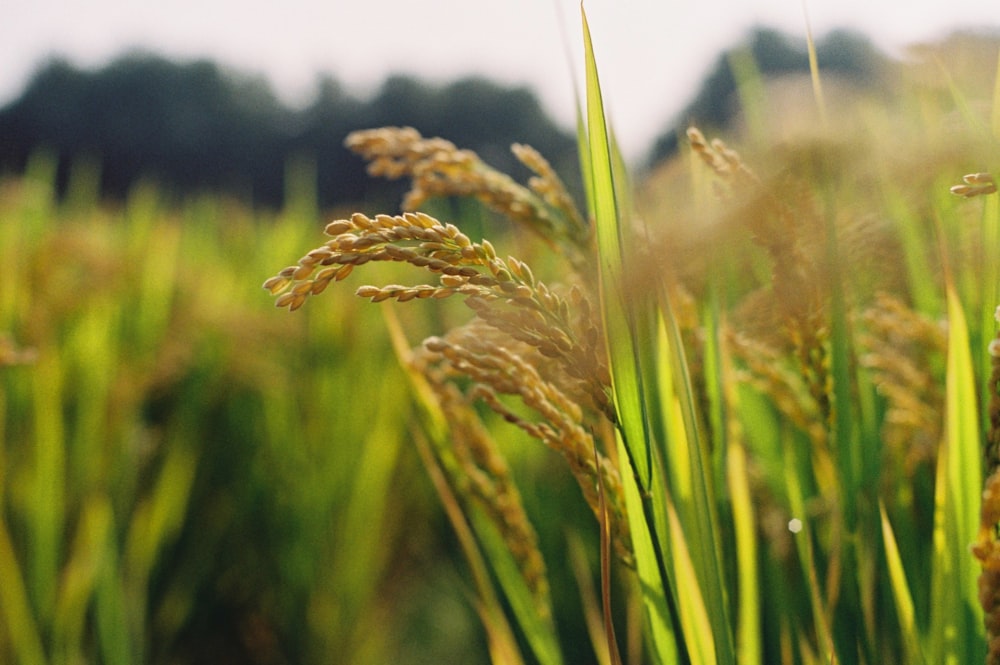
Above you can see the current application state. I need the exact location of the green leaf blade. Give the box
[929,285,985,663]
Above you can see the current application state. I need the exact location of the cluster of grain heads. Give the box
[263,205,620,493]
[858,293,946,472]
[262,211,478,310]
[686,126,758,191]
[265,130,628,664]
[510,143,588,237]
[418,320,631,565]
[726,329,828,447]
[688,126,832,426]
[683,123,999,663]
[409,329,553,614]
[345,127,592,270]
[264,208,614,420]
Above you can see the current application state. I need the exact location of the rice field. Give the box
[3,13,1000,665]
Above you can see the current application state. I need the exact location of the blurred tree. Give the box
[0,53,580,211]
[365,76,577,177]
[288,75,369,209]
[0,53,290,203]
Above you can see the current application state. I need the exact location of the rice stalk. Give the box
[384,308,560,665]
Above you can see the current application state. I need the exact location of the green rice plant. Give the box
[264,11,1000,665]
[264,123,627,662]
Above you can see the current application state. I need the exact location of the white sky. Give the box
[2,1,995,161]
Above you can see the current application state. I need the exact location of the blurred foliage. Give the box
[0,154,609,664]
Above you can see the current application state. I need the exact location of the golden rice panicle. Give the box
[858,293,946,473]
[690,127,833,428]
[263,211,481,310]
[686,126,814,303]
[345,127,591,270]
[411,336,552,613]
[461,279,614,422]
[511,142,589,241]
[420,321,632,566]
[686,126,757,191]
[263,209,612,421]
[727,328,827,447]
[344,125,462,182]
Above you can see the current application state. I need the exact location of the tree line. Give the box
[0,27,888,210]
[0,52,580,210]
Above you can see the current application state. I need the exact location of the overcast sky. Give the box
[3,1,996,161]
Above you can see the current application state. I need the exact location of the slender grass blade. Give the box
[928,283,985,663]
[580,10,685,665]
[879,501,925,665]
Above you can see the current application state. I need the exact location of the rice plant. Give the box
[4,7,997,665]
[265,10,1000,665]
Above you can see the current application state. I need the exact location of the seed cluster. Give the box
[511,142,588,237]
[417,321,632,565]
[345,127,591,270]
[691,127,833,432]
[687,126,758,192]
[410,332,553,613]
[264,211,487,310]
[858,293,946,472]
[264,133,630,579]
[264,210,613,417]
[727,329,827,447]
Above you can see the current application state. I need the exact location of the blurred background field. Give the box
[2,9,1000,665]
[0,147,612,663]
